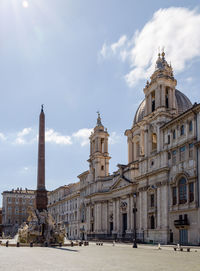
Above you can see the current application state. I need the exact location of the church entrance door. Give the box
[179,229,188,245]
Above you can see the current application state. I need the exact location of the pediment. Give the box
[111,177,132,190]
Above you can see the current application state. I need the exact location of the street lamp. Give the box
[133,193,137,248]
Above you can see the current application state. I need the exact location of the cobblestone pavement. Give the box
[0,243,200,271]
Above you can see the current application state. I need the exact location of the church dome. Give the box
[133,89,192,125]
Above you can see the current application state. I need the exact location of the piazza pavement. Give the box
[0,242,200,271]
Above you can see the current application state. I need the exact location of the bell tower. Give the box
[144,51,177,116]
[88,112,110,180]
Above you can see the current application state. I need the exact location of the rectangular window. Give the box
[168,135,170,144]
[189,121,193,132]
[180,125,185,136]
[150,194,154,207]
[189,143,194,159]
[8,206,12,214]
[180,146,185,161]
[189,183,194,202]
[172,150,176,164]
[172,187,177,205]
[151,91,155,112]
[173,130,176,140]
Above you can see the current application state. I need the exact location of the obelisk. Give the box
[36,105,48,211]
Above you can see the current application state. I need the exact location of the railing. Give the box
[174,219,189,227]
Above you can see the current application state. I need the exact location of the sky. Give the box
[1,0,200,205]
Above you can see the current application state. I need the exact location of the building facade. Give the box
[0,208,2,237]
[75,52,200,245]
[48,182,80,240]
[2,188,35,237]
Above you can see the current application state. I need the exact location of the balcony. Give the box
[174,218,189,228]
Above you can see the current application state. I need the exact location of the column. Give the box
[130,195,134,230]
[95,138,98,152]
[113,199,116,232]
[162,185,168,229]
[139,192,142,229]
[169,88,173,109]
[141,130,145,156]
[144,129,148,157]
[116,199,120,234]
[105,138,108,153]
[157,125,161,152]
[94,204,98,232]
[127,195,131,231]
[157,187,161,229]
[103,201,108,233]
[87,205,91,232]
[172,88,176,108]
[128,137,133,163]
[161,85,165,107]
[98,138,101,152]
[90,141,92,155]
[155,87,160,108]
[143,192,147,229]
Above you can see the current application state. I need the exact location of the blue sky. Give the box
[0,0,200,205]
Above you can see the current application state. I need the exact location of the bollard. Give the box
[59,242,62,247]
[17,242,20,247]
[45,242,48,247]
[158,243,161,250]
[113,241,115,246]
[6,241,9,247]
[30,242,33,247]
[71,242,74,247]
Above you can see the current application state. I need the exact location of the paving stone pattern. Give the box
[0,243,200,271]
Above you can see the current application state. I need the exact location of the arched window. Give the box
[179,177,187,204]
[152,133,157,151]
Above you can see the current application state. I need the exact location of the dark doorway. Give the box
[170,231,173,243]
[82,232,85,241]
[150,215,155,229]
[110,222,113,234]
[122,213,127,236]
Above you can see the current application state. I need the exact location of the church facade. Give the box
[77,52,200,245]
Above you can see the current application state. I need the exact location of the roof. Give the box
[2,188,35,195]
[133,89,192,125]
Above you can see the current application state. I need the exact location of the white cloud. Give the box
[72,128,93,146]
[0,132,6,141]
[100,43,108,58]
[109,132,122,145]
[45,129,72,145]
[15,127,33,144]
[100,7,200,87]
[11,127,120,147]
[111,35,127,54]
